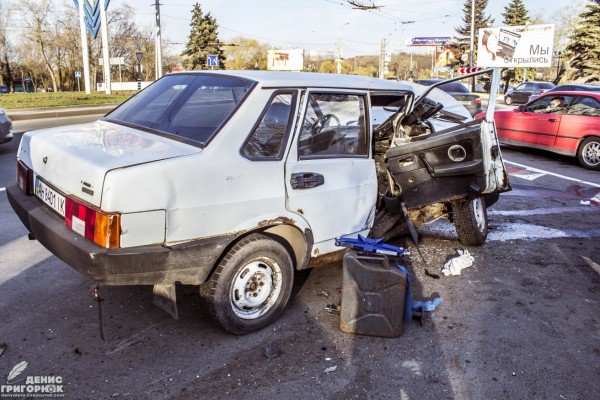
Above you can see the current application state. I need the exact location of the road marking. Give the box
[419,220,600,242]
[504,160,600,188]
[509,171,546,181]
[489,206,597,216]
[0,187,5,192]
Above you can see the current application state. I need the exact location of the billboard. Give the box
[410,37,452,46]
[477,24,555,68]
[267,49,304,71]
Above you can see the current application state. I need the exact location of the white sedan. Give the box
[8,71,508,334]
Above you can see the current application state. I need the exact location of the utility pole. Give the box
[378,38,389,79]
[100,0,111,94]
[77,1,91,94]
[469,0,476,91]
[336,37,343,74]
[155,0,163,79]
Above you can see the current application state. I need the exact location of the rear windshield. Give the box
[438,82,470,93]
[104,74,255,145]
[416,80,469,93]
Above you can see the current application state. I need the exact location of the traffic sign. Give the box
[207,55,219,67]
[457,67,483,74]
[24,77,31,82]
[75,71,82,79]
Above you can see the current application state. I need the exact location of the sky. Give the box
[74,0,579,57]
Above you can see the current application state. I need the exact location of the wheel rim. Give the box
[472,197,486,233]
[230,258,282,320]
[582,141,600,166]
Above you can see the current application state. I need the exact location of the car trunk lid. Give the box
[18,120,200,207]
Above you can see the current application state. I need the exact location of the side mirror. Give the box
[516,105,525,112]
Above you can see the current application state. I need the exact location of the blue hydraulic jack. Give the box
[336,235,442,326]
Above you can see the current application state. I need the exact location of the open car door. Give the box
[375,69,509,245]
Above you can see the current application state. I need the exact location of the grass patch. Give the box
[0,91,135,110]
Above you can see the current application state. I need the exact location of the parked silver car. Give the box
[0,108,13,144]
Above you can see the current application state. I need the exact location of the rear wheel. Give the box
[504,95,513,105]
[577,137,600,171]
[452,197,488,246]
[199,233,294,335]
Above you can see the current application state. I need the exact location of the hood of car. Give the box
[18,120,201,207]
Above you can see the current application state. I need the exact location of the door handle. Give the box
[548,118,558,122]
[291,172,325,189]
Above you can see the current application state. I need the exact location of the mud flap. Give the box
[153,284,179,320]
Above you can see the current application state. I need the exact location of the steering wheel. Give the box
[311,113,341,134]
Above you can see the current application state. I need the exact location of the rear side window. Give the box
[298,93,368,158]
[568,97,600,117]
[242,92,296,160]
[105,74,255,145]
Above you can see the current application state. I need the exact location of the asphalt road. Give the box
[0,116,599,399]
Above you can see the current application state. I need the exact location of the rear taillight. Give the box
[16,160,33,195]
[65,196,120,248]
[474,98,482,104]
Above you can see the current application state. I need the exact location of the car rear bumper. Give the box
[6,184,236,286]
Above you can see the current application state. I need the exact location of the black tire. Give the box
[577,137,600,171]
[452,197,488,246]
[199,233,294,335]
[504,95,513,105]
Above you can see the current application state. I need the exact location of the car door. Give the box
[384,116,507,209]
[512,83,527,103]
[284,90,377,255]
[511,95,574,146]
[556,95,600,154]
[517,83,535,103]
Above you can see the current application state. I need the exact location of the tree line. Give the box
[0,0,178,92]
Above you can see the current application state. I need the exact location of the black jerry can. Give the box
[340,250,407,337]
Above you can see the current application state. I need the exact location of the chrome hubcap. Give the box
[473,197,486,233]
[582,142,600,166]
[230,259,282,320]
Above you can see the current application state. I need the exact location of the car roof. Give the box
[540,91,600,99]
[173,70,414,92]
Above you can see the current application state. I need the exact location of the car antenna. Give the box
[93,284,105,341]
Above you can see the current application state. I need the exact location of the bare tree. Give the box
[17,0,59,92]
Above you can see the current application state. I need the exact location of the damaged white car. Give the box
[8,70,509,334]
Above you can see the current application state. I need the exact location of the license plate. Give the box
[459,100,472,105]
[34,175,66,217]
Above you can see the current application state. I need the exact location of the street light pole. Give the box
[155,0,163,79]
[100,0,111,94]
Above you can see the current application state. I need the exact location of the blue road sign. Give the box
[24,77,31,82]
[75,71,82,79]
[207,55,219,67]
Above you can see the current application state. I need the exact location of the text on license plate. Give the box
[459,100,472,105]
[34,176,66,217]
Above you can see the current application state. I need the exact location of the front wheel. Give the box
[199,233,294,335]
[452,197,488,246]
[504,95,513,105]
[577,137,600,170]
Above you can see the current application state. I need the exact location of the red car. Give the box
[482,91,600,170]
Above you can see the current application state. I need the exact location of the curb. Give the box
[7,104,118,121]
